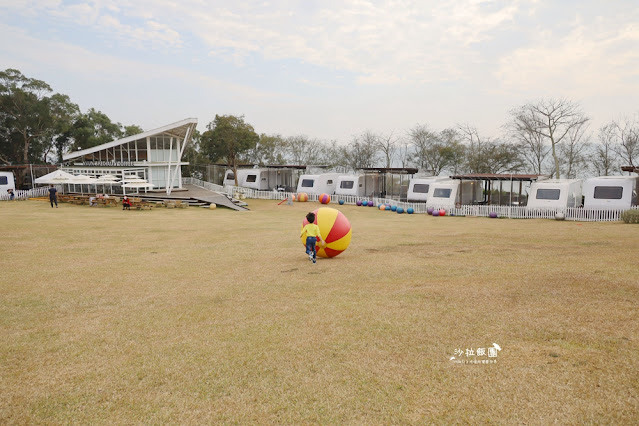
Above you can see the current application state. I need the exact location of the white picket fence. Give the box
[0,187,52,201]
[182,177,637,222]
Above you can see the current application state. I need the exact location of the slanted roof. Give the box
[63,118,198,161]
[450,173,547,182]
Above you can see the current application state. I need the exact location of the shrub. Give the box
[620,209,639,224]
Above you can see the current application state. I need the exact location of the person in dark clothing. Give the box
[48,185,58,208]
[122,195,131,210]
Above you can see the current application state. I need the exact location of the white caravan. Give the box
[223,168,296,191]
[406,177,451,202]
[0,171,16,195]
[583,176,638,209]
[527,179,583,209]
[335,174,387,197]
[296,173,342,195]
[425,179,484,208]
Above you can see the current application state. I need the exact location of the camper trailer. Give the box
[583,176,638,209]
[334,174,386,197]
[425,179,484,208]
[223,168,296,191]
[0,171,16,196]
[296,173,342,195]
[526,179,583,209]
[406,177,451,202]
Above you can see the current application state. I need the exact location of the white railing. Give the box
[182,178,638,222]
[0,187,53,201]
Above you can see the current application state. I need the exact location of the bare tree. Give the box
[284,135,323,165]
[505,110,551,175]
[375,131,397,168]
[459,124,522,174]
[558,121,590,178]
[396,138,412,168]
[589,123,619,176]
[342,131,379,170]
[508,99,589,178]
[611,116,639,168]
[408,124,437,172]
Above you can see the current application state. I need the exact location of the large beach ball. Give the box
[297,192,309,202]
[319,193,331,204]
[301,207,352,258]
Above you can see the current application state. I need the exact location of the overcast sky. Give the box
[1,0,638,143]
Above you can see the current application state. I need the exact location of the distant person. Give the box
[300,211,324,264]
[122,195,131,210]
[48,185,58,208]
[7,188,15,201]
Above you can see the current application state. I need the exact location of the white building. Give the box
[583,176,638,209]
[61,118,197,194]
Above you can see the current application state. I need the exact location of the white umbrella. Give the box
[121,175,145,182]
[96,175,121,195]
[73,175,99,195]
[34,169,76,184]
[121,179,153,195]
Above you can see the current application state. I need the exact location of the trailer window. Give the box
[301,179,314,188]
[226,172,234,181]
[340,181,354,189]
[0,176,7,185]
[327,180,333,185]
[536,188,560,200]
[413,183,429,193]
[433,188,452,198]
[594,186,623,199]
[246,174,257,183]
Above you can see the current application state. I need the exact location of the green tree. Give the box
[200,115,259,186]
[70,108,123,151]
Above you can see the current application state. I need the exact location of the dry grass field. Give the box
[1,198,638,424]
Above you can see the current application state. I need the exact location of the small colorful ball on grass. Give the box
[427,207,434,215]
[439,209,446,216]
[432,209,440,216]
[368,201,374,207]
[319,193,331,204]
[489,212,498,218]
[301,207,352,258]
[396,207,404,214]
[338,199,345,205]
[391,205,397,212]
[362,200,368,206]
[407,207,414,214]
[380,205,386,210]
[298,192,309,202]
[356,200,362,206]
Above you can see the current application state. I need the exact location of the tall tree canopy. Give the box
[200,114,259,186]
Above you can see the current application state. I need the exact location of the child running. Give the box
[300,212,324,264]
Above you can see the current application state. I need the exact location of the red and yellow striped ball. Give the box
[297,192,309,202]
[301,207,352,258]
[318,193,331,204]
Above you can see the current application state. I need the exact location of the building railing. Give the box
[182,178,638,222]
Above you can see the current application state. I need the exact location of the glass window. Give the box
[433,188,452,198]
[0,176,7,185]
[226,172,234,181]
[327,179,333,184]
[340,180,354,189]
[594,186,623,199]
[301,179,314,187]
[246,174,257,183]
[413,183,429,194]
[536,188,561,200]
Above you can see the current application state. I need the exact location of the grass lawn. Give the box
[1,199,638,424]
